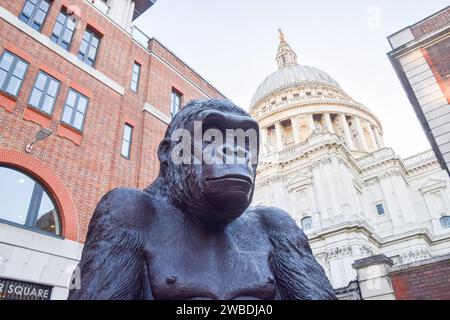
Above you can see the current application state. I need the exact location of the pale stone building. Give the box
[250,31,450,292]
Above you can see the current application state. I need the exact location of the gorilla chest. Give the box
[144,235,276,300]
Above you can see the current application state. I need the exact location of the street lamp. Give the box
[25,128,53,153]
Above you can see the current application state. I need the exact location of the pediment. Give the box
[419,178,447,194]
[286,173,313,191]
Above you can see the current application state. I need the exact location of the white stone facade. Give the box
[250,33,450,290]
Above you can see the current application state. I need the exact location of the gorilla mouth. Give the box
[206,174,253,185]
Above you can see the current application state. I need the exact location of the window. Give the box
[61,89,89,131]
[0,166,61,236]
[281,96,287,101]
[170,89,182,117]
[28,71,60,114]
[301,216,312,231]
[376,203,385,215]
[441,216,450,229]
[306,92,311,96]
[19,0,51,31]
[293,93,299,99]
[78,28,101,67]
[121,124,133,158]
[130,62,141,92]
[0,51,29,98]
[51,9,76,50]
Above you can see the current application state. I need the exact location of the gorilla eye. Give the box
[211,136,216,142]
[179,136,183,143]
[179,150,183,157]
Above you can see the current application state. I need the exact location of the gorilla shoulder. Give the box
[93,187,155,228]
[251,206,307,238]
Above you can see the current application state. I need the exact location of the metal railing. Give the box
[131,25,151,48]
[91,0,110,15]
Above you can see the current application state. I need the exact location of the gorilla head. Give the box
[147,99,260,230]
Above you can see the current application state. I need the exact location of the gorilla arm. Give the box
[259,207,336,300]
[68,188,149,300]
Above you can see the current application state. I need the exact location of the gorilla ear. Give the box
[158,138,171,166]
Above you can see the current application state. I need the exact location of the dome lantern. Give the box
[276,29,298,69]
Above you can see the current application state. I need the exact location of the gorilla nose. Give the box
[218,144,252,165]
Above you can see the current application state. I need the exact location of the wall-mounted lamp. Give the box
[25,128,53,153]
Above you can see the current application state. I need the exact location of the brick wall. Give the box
[390,257,450,300]
[0,0,226,242]
[411,7,450,39]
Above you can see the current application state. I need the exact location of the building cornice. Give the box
[0,5,125,95]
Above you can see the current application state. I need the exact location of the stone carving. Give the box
[68,99,335,300]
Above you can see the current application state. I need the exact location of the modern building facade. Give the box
[0,0,225,300]
[387,6,450,177]
[251,31,450,296]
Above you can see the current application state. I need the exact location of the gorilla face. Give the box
[195,110,259,225]
[161,104,260,230]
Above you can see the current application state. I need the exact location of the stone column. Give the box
[354,117,369,151]
[274,122,284,151]
[352,254,395,300]
[339,114,355,150]
[291,117,301,144]
[260,127,268,155]
[324,113,334,134]
[374,128,384,148]
[367,122,378,151]
[308,114,315,136]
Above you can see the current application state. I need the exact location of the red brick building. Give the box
[0,0,225,299]
[388,6,450,176]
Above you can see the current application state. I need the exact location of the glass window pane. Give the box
[47,79,59,97]
[34,8,46,25]
[6,77,21,96]
[91,36,99,48]
[29,88,43,108]
[39,0,49,12]
[0,167,35,225]
[0,69,7,89]
[0,52,14,72]
[76,96,88,113]
[124,125,132,140]
[83,31,91,41]
[67,17,76,30]
[13,60,28,78]
[22,2,35,17]
[41,95,55,113]
[73,111,84,129]
[35,192,59,235]
[88,46,97,60]
[35,72,47,90]
[130,81,137,92]
[57,12,65,23]
[79,40,88,54]
[62,105,73,123]
[66,90,76,107]
[63,29,73,43]
[121,141,130,157]
[53,21,63,37]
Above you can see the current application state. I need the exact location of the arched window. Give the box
[301,216,312,231]
[0,166,61,236]
[440,216,450,229]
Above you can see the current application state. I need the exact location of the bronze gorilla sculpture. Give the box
[68,99,336,300]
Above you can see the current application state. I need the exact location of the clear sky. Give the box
[135,0,449,158]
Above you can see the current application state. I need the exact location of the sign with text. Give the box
[0,278,52,300]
